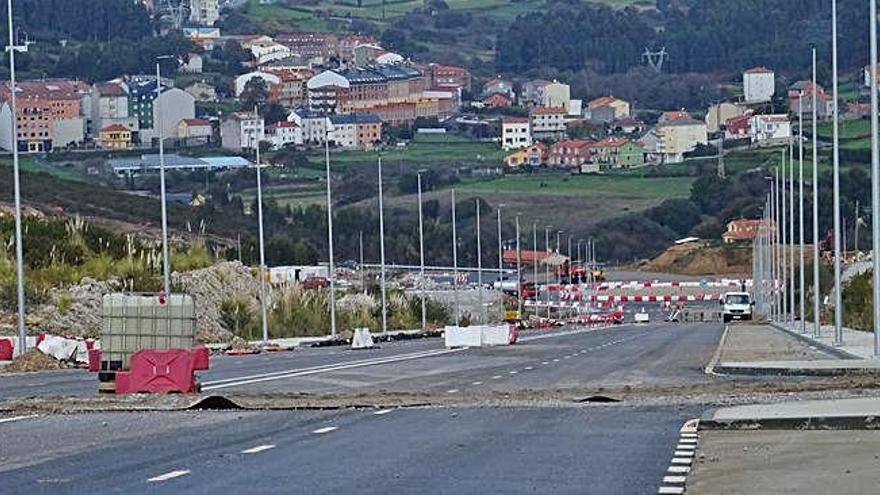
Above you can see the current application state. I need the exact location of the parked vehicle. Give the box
[721,292,752,323]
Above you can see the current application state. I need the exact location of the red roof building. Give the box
[722,219,762,243]
[483,92,513,108]
[548,139,593,168]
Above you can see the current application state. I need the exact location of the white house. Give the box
[501,117,532,151]
[288,108,330,144]
[530,107,567,139]
[748,114,791,143]
[221,111,265,151]
[266,121,302,149]
[89,82,138,136]
[743,67,775,103]
[539,81,571,111]
[250,40,291,66]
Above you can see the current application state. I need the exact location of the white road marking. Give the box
[204,348,464,390]
[658,487,685,494]
[680,433,698,439]
[524,366,533,370]
[563,356,571,359]
[508,371,518,375]
[147,470,190,482]
[0,414,39,424]
[663,476,687,484]
[553,359,560,362]
[670,458,692,465]
[676,444,696,451]
[674,450,694,457]
[667,466,690,474]
[373,409,393,416]
[471,381,483,385]
[541,361,550,365]
[492,375,502,379]
[241,444,275,454]
[678,438,698,444]
[312,426,338,434]
[447,389,459,393]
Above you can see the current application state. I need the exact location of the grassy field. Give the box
[306,134,505,170]
[816,118,871,140]
[241,182,326,209]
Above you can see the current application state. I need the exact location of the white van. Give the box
[721,292,752,323]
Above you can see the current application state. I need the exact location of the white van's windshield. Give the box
[725,294,750,305]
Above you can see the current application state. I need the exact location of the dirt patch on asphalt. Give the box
[719,324,829,362]
[4,376,880,414]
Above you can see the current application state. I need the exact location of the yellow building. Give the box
[504,143,546,168]
[99,124,132,150]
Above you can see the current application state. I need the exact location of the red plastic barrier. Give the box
[508,325,519,345]
[35,332,46,346]
[88,349,101,372]
[115,349,201,394]
[192,345,209,370]
[0,339,12,360]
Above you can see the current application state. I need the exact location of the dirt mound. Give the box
[643,243,751,276]
[2,348,63,373]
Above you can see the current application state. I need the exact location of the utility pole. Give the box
[417,171,427,331]
[324,124,337,338]
[253,106,268,345]
[871,0,880,356]
[812,48,822,338]
[7,0,27,353]
[378,155,388,335]
[832,0,844,345]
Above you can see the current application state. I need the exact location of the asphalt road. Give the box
[0,323,724,398]
[0,405,700,495]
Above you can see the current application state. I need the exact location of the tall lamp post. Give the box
[416,170,427,331]
[251,107,269,345]
[515,214,522,317]
[324,123,337,338]
[475,199,484,324]
[451,189,460,325]
[831,0,844,345]
[870,0,880,356]
[7,0,27,353]
[378,154,388,334]
[812,47,822,338]
[156,57,173,296]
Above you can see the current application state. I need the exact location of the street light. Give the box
[6,0,27,352]
[532,222,538,318]
[155,56,174,297]
[545,225,552,319]
[324,123,337,338]
[812,47,822,338]
[515,214,522,317]
[789,140,795,328]
[798,93,806,333]
[378,154,388,334]
[476,199,484,324]
[451,189,460,325]
[871,0,880,356]
[497,205,504,286]
[831,0,844,345]
[251,106,268,345]
[417,170,427,331]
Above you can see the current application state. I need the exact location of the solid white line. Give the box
[0,414,38,424]
[204,348,463,390]
[373,409,393,416]
[241,444,275,454]
[671,458,692,465]
[663,476,687,484]
[147,470,190,482]
[667,466,690,474]
[312,426,338,434]
[658,486,684,494]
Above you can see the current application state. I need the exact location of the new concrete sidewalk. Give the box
[704,397,880,429]
[710,324,880,376]
[773,321,878,360]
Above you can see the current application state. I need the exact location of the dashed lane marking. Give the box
[663,476,687,484]
[0,414,39,424]
[674,450,694,457]
[508,371,518,375]
[241,444,275,454]
[676,444,696,451]
[524,366,533,370]
[472,381,483,385]
[446,389,459,393]
[373,409,393,416]
[667,466,690,474]
[658,487,684,494]
[312,427,338,434]
[492,375,503,380]
[147,470,190,482]
[670,458,692,465]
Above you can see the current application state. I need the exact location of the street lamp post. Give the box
[789,140,795,327]
[516,214,522,317]
[251,108,269,345]
[532,222,538,318]
[871,0,880,356]
[812,47,822,338]
[497,206,503,285]
[324,124,337,338]
[545,226,552,319]
[451,189,460,325]
[156,60,172,296]
[832,0,844,345]
[378,155,388,334]
[799,95,806,333]
[476,199,484,324]
[6,0,27,352]
[417,171,427,331]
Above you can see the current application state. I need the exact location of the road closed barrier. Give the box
[445,325,517,348]
[351,327,376,349]
[481,324,516,346]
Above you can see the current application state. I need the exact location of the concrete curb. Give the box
[703,324,730,375]
[769,323,860,360]
[700,415,880,430]
[711,363,880,377]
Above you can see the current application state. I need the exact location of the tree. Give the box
[239,77,270,111]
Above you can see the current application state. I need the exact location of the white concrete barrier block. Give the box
[444,326,482,348]
[480,324,513,346]
[351,327,375,349]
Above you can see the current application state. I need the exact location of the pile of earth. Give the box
[641,242,751,276]
[1,348,63,373]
